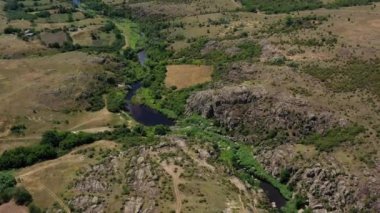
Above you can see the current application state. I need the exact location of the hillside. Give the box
[0,0,378,212]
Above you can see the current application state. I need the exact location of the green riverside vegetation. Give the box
[175,116,306,212]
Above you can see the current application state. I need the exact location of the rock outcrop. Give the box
[185,84,379,211]
[186,85,340,142]
[257,145,359,211]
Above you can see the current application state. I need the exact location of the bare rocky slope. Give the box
[186,84,379,212]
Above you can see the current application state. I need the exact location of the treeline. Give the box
[263,15,329,35]
[0,124,171,171]
[81,0,132,18]
[241,0,380,14]
[0,172,33,206]
[0,131,96,170]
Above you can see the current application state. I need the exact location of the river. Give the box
[127,50,287,208]
[124,50,174,126]
[260,181,287,209]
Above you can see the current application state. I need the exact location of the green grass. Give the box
[241,0,380,13]
[263,15,329,35]
[241,0,323,13]
[302,124,365,151]
[175,116,293,199]
[175,116,319,211]
[107,90,126,113]
[234,145,293,199]
[114,19,140,49]
[303,60,380,97]
[132,86,194,119]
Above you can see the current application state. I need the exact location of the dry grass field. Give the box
[0,51,126,151]
[16,140,119,209]
[0,35,48,58]
[39,31,69,46]
[165,65,213,89]
[130,0,241,18]
[0,0,378,211]
[70,26,116,47]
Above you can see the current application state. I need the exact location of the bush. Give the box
[154,125,170,135]
[28,203,42,213]
[303,60,380,97]
[241,0,323,14]
[0,172,16,192]
[13,187,33,205]
[0,188,13,204]
[107,90,126,113]
[302,124,366,151]
[101,21,116,33]
[35,11,50,18]
[0,145,57,170]
[0,130,97,170]
[4,26,21,34]
[10,124,26,135]
[59,132,95,150]
[4,0,19,11]
[41,130,68,147]
[279,168,292,184]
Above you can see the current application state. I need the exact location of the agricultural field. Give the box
[0,0,379,212]
[165,65,213,89]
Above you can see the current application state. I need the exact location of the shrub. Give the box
[35,11,50,18]
[0,172,16,192]
[59,132,95,150]
[107,90,126,113]
[101,21,116,33]
[279,168,292,184]
[0,145,57,170]
[302,124,366,151]
[154,125,170,135]
[303,60,380,97]
[28,203,42,213]
[41,130,68,147]
[241,0,323,14]
[4,26,21,34]
[0,188,13,204]
[13,187,33,205]
[10,124,26,135]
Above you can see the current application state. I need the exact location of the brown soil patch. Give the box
[0,35,47,58]
[40,31,68,46]
[0,201,28,213]
[165,65,213,89]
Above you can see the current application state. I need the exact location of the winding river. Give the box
[260,181,287,208]
[126,50,287,208]
[125,50,174,126]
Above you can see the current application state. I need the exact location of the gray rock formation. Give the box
[185,84,379,211]
[186,85,339,142]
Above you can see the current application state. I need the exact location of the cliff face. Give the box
[186,85,340,142]
[186,85,378,212]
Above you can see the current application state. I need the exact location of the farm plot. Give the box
[165,65,213,89]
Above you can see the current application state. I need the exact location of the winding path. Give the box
[160,161,183,213]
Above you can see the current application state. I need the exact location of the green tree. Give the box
[154,125,170,135]
[107,90,126,113]
[0,172,16,191]
[41,130,67,147]
[13,187,33,205]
